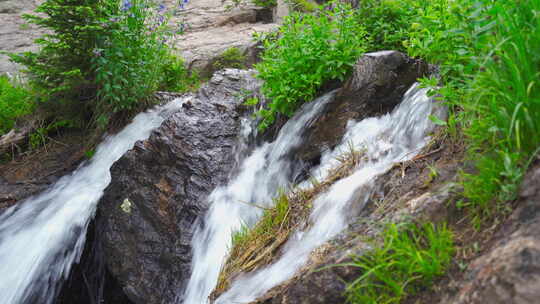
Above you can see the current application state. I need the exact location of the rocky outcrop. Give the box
[169,0,278,77]
[448,157,540,304]
[295,50,429,163]
[0,0,45,75]
[98,69,261,304]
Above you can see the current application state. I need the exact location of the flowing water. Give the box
[182,92,336,303]
[0,81,443,304]
[185,83,445,303]
[0,99,185,304]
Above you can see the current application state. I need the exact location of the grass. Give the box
[456,0,540,227]
[212,145,365,298]
[0,76,35,136]
[344,222,455,304]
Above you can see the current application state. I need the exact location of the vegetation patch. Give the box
[212,146,365,298]
[345,222,455,304]
[212,47,247,71]
[254,2,366,130]
[0,76,34,136]
[9,0,191,130]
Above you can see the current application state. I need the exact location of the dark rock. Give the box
[449,157,540,304]
[98,69,261,304]
[296,50,429,163]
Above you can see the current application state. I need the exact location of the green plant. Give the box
[9,0,115,100]
[10,0,186,129]
[0,76,34,135]
[287,0,317,13]
[345,222,454,304]
[92,0,181,127]
[160,54,201,93]
[212,47,246,71]
[28,119,76,150]
[255,2,366,130]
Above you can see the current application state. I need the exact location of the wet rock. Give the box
[448,158,540,304]
[98,69,261,304]
[295,50,429,163]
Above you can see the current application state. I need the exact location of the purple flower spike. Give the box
[121,0,132,11]
[159,3,166,11]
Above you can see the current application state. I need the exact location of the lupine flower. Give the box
[159,3,166,12]
[121,0,132,11]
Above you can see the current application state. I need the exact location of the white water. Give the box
[0,99,185,304]
[215,84,444,303]
[182,92,335,303]
[183,83,444,304]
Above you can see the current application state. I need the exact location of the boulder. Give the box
[295,50,429,164]
[98,69,261,304]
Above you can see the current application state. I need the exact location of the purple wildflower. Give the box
[159,3,166,12]
[121,0,132,11]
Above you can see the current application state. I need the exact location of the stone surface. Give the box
[98,69,261,304]
[295,50,429,164]
[0,0,45,75]
[169,0,277,76]
[447,158,540,304]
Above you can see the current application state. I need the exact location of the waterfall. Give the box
[185,83,445,303]
[0,98,185,304]
[181,91,335,304]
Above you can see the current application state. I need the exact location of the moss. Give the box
[212,47,247,71]
[288,0,317,12]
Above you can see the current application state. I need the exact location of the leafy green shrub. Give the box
[9,0,115,100]
[356,0,415,51]
[160,54,202,93]
[255,3,366,129]
[345,223,454,304]
[92,0,179,126]
[212,47,246,71]
[10,0,184,128]
[0,76,34,135]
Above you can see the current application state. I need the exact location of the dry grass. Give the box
[211,145,365,299]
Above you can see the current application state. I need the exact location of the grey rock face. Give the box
[295,50,429,164]
[169,0,278,77]
[448,158,540,304]
[98,69,261,304]
[0,0,45,75]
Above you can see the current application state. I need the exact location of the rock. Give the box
[295,50,429,164]
[448,158,540,304]
[169,0,278,77]
[98,69,261,304]
[0,0,46,75]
